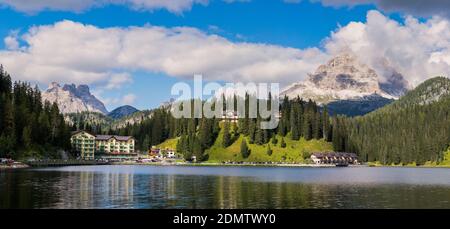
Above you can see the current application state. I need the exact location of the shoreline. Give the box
[0,163,30,170]
[114,161,450,168]
[2,161,449,170]
[116,160,349,168]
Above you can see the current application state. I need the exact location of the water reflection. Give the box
[0,166,449,209]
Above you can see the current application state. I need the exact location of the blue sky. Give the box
[0,0,448,111]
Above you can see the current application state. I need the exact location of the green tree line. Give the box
[332,77,450,165]
[0,66,71,159]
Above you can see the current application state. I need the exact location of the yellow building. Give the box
[95,135,135,154]
[70,131,96,160]
[70,132,136,160]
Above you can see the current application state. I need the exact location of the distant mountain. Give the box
[327,94,394,117]
[108,105,139,119]
[387,76,450,109]
[42,82,108,114]
[111,109,154,129]
[281,53,410,104]
[65,112,113,129]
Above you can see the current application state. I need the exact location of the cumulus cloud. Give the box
[97,93,137,106]
[1,10,450,94]
[0,0,240,14]
[0,20,328,88]
[314,0,450,18]
[325,10,450,86]
[105,73,133,89]
[120,93,137,104]
[3,32,19,50]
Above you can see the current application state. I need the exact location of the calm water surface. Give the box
[0,165,449,209]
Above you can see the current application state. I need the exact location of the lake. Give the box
[0,165,449,209]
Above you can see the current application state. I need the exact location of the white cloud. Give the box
[325,10,450,86]
[101,93,137,106]
[4,35,19,50]
[0,20,328,88]
[1,10,450,94]
[0,0,228,14]
[120,93,137,104]
[313,0,450,18]
[106,72,133,89]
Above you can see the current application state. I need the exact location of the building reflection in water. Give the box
[2,167,450,209]
[51,171,135,208]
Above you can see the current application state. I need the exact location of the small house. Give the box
[311,152,358,165]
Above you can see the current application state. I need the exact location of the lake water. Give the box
[0,165,449,209]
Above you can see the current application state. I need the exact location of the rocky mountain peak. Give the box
[281,53,410,104]
[308,53,380,93]
[42,82,108,114]
[49,82,60,88]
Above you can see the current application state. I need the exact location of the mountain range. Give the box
[42,82,139,119]
[43,53,413,118]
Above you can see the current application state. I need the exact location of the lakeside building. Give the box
[149,147,160,157]
[70,131,96,160]
[70,131,136,160]
[311,152,358,165]
[95,135,137,161]
[165,149,176,158]
[149,147,177,159]
[221,111,239,123]
[221,110,282,123]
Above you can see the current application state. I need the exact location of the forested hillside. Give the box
[114,95,332,162]
[332,77,450,165]
[65,111,113,134]
[0,66,71,159]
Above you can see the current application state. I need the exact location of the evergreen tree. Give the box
[192,136,203,162]
[222,121,231,147]
[322,106,331,141]
[280,137,286,148]
[290,104,299,140]
[240,139,250,158]
[271,135,278,145]
[248,119,256,144]
[266,144,272,156]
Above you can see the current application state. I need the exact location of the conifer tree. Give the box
[280,137,286,148]
[271,135,278,145]
[222,120,231,147]
[266,144,272,156]
[240,139,250,158]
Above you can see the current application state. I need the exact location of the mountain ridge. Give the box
[42,82,108,114]
[281,53,410,104]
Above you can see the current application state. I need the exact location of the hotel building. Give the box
[70,131,136,160]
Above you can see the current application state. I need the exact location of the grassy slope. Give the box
[156,138,179,149]
[205,129,332,163]
[156,128,332,163]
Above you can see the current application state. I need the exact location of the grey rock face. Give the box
[42,82,108,114]
[281,53,410,104]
